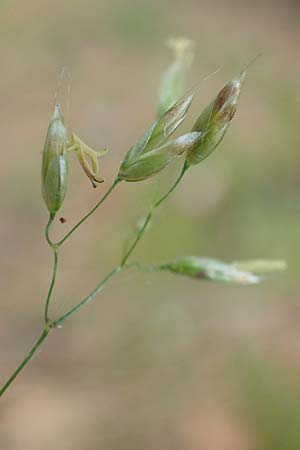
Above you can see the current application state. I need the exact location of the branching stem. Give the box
[53,266,122,326]
[0,163,188,398]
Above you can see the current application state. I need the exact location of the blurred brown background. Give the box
[0,0,299,449]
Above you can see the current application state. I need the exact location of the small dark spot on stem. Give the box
[196,271,207,280]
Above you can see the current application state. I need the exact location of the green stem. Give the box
[45,213,56,247]
[57,177,121,247]
[0,162,187,398]
[44,247,59,323]
[121,161,188,267]
[121,211,152,267]
[44,213,59,324]
[54,266,122,326]
[48,163,188,325]
[123,261,157,272]
[154,161,188,208]
[0,327,51,398]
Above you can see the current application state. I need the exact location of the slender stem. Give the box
[121,162,189,267]
[45,213,56,247]
[54,266,122,326]
[48,164,188,325]
[44,213,59,324]
[154,161,188,208]
[57,177,121,247]
[0,327,51,398]
[0,161,188,398]
[123,261,156,272]
[44,248,59,323]
[121,211,152,267]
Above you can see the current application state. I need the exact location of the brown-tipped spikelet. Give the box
[41,104,68,215]
[119,93,196,182]
[186,69,246,166]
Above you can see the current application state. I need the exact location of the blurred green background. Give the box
[0,0,299,449]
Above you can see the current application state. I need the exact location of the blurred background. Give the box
[0,0,299,448]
